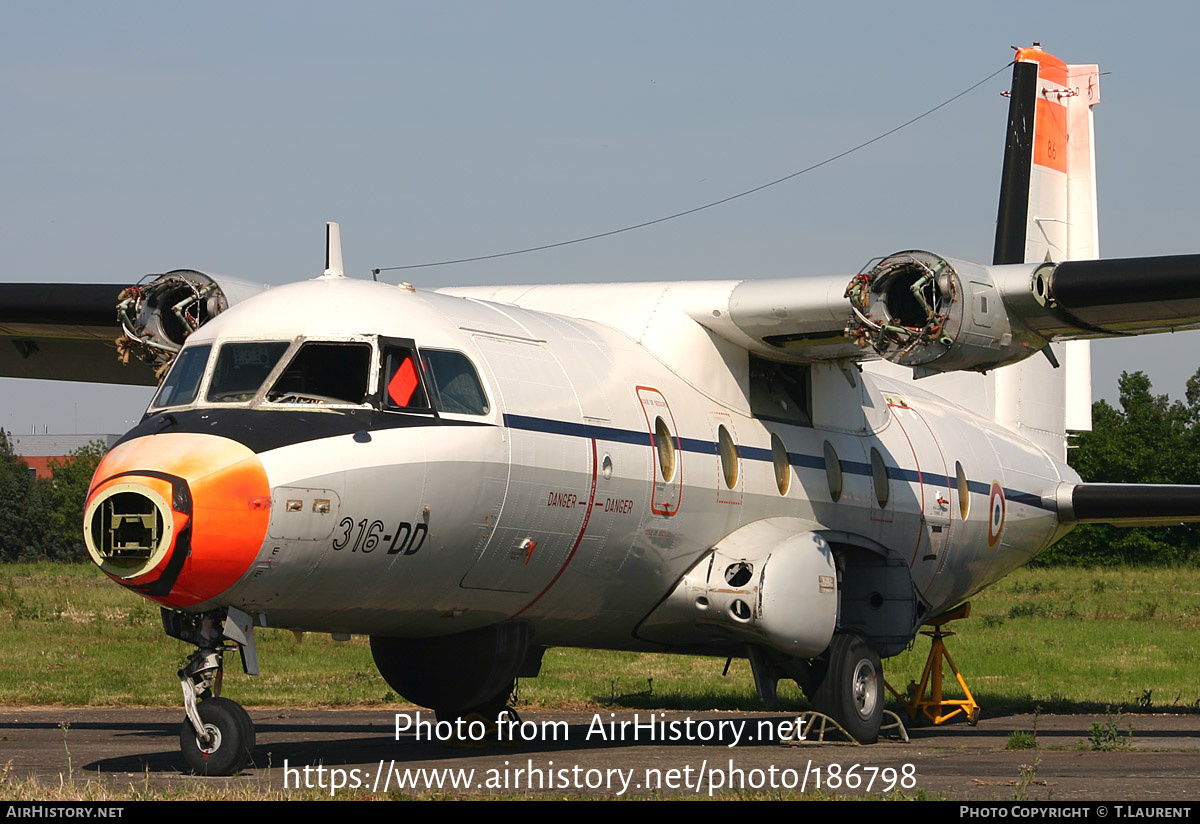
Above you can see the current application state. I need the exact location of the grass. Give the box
[2,562,1200,714]
[885,566,1200,714]
[1084,709,1134,750]
[1005,730,1037,750]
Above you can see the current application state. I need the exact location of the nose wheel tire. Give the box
[180,697,255,775]
[811,632,883,744]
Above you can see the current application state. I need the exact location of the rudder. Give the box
[993,45,1101,461]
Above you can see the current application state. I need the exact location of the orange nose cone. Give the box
[85,433,270,608]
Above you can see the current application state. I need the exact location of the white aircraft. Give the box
[3,45,1200,774]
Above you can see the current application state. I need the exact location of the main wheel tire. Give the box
[370,621,532,715]
[180,697,256,775]
[811,632,883,744]
[434,691,510,725]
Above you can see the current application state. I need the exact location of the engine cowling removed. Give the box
[116,269,265,375]
[844,250,1043,376]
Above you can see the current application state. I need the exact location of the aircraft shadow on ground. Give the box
[74,714,811,775]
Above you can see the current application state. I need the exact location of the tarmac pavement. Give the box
[2,706,1199,800]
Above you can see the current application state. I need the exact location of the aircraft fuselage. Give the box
[85,277,1073,658]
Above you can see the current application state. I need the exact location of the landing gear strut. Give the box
[164,608,257,775]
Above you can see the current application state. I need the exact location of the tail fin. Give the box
[994,45,1101,265]
[992,45,1101,460]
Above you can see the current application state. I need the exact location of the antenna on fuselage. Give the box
[322,222,345,278]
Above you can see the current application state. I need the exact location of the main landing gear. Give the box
[809,632,884,743]
[370,620,535,730]
[749,630,885,744]
[163,607,258,775]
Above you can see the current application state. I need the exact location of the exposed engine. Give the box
[844,250,1043,376]
[115,269,263,377]
[841,249,1200,377]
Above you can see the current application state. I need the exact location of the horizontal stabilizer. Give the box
[1056,483,1200,527]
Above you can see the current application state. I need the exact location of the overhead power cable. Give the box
[372,61,1014,275]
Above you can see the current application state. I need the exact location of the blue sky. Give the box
[3,2,1199,434]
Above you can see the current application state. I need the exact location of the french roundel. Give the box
[987,481,1006,548]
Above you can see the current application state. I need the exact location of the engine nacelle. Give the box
[116,269,266,374]
[844,250,1047,376]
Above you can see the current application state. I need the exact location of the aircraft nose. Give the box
[83,433,270,608]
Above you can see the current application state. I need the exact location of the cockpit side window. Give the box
[268,341,371,405]
[151,344,212,409]
[424,350,490,415]
[381,346,431,412]
[206,342,289,403]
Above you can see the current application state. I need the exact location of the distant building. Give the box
[10,434,121,479]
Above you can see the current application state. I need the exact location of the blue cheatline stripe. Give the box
[678,436,717,455]
[739,445,772,462]
[501,413,1056,512]
[790,453,826,470]
[1005,491,1047,509]
[503,414,647,446]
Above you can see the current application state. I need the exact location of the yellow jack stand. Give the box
[887,602,980,726]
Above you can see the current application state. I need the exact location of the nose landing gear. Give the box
[164,607,258,775]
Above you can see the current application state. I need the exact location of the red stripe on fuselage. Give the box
[509,437,599,619]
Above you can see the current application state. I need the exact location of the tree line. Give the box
[2,369,1199,564]
[0,431,104,562]
[1036,369,1200,566]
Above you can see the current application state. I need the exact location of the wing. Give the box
[0,270,268,387]
[0,282,155,385]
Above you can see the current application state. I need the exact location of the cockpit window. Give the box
[379,346,489,416]
[151,344,212,409]
[382,347,431,411]
[268,341,371,405]
[424,350,489,415]
[206,342,289,403]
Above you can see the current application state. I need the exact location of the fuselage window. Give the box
[206,342,289,403]
[823,440,843,502]
[956,461,970,519]
[382,347,431,411]
[423,350,489,415]
[268,342,371,405]
[770,432,790,495]
[655,416,677,482]
[749,354,812,426]
[871,447,889,508]
[718,424,739,489]
[151,344,212,409]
